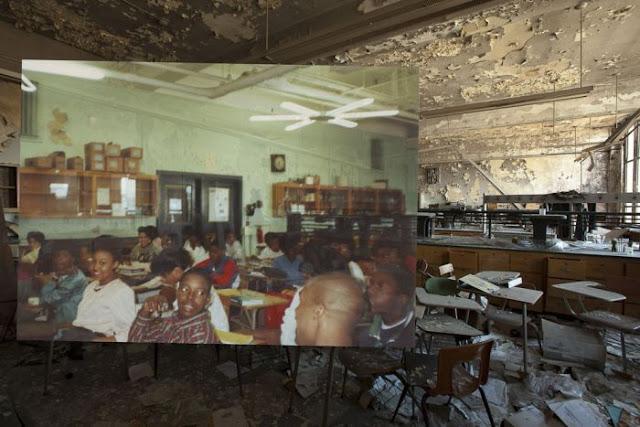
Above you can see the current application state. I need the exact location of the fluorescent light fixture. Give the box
[286,119,315,131]
[250,114,305,122]
[21,75,37,92]
[250,97,398,131]
[340,109,399,119]
[280,101,319,116]
[22,60,106,80]
[327,98,374,116]
[328,118,358,128]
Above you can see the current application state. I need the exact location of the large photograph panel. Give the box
[16,61,418,347]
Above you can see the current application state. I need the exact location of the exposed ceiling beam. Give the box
[216,0,510,64]
[422,86,595,118]
[575,108,640,161]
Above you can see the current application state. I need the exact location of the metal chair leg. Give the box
[420,392,430,427]
[529,322,543,354]
[479,386,496,427]
[235,346,244,398]
[341,365,348,398]
[321,348,336,427]
[427,335,434,354]
[391,384,408,422]
[621,331,627,373]
[288,347,301,413]
[43,340,55,395]
[121,344,130,381]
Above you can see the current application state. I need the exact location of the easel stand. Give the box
[287,347,337,427]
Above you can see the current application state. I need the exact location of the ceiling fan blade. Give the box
[250,114,305,122]
[280,102,319,116]
[339,109,399,119]
[328,118,358,128]
[326,98,374,116]
[285,119,315,131]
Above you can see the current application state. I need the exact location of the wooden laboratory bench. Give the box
[418,238,640,317]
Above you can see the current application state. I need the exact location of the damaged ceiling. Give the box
[2,0,640,165]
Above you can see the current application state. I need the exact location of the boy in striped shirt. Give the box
[128,269,217,344]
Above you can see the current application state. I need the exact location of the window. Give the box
[623,124,640,223]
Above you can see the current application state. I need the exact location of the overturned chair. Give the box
[553,280,640,372]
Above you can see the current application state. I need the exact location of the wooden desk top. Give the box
[415,288,483,312]
[217,289,289,309]
[552,281,626,302]
[417,314,483,337]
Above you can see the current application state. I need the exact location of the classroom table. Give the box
[417,313,484,338]
[460,274,543,375]
[218,289,289,330]
[415,288,484,312]
[475,271,522,287]
[552,281,640,371]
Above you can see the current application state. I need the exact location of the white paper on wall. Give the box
[97,188,110,206]
[208,187,229,222]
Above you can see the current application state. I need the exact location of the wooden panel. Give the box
[478,250,509,271]
[416,245,449,266]
[548,257,585,280]
[624,303,640,318]
[448,249,478,271]
[510,252,546,274]
[625,262,640,278]
[605,276,640,304]
[585,258,624,279]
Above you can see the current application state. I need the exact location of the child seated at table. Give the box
[357,264,415,348]
[258,233,283,260]
[132,248,192,303]
[225,229,245,264]
[128,270,217,344]
[272,236,306,288]
[182,226,208,265]
[71,245,136,342]
[194,241,240,289]
[39,250,88,324]
[130,226,161,263]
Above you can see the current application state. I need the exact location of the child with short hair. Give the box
[128,270,217,344]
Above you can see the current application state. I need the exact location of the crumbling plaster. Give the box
[338,0,640,206]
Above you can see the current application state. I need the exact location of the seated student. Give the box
[78,246,94,277]
[128,270,218,344]
[224,229,245,263]
[194,241,240,289]
[280,272,365,346]
[159,233,179,250]
[132,248,192,303]
[358,265,415,348]
[258,232,283,260]
[182,226,208,265]
[72,245,136,342]
[371,241,402,267]
[21,231,45,264]
[39,250,88,324]
[130,226,161,263]
[146,225,162,250]
[272,236,306,287]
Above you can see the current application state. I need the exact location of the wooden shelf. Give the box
[19,168,157,219]
[272,182,404,217]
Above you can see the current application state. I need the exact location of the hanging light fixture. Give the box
[250,97,399,131]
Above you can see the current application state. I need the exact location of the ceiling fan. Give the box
[249,98,399,131]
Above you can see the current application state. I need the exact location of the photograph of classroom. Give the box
[8,61,418,347]
[1,1,640,426]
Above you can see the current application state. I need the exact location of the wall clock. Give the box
[271,154,286,172]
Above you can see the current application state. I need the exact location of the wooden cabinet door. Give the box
[548,257,585,280]
[478,250,509,271]
[448,249,478,272]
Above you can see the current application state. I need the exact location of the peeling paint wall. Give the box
[419,153,609,207]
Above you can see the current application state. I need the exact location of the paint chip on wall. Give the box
[48,108,72,146]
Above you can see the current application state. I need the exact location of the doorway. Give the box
[157,171,243,247]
